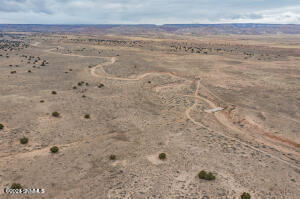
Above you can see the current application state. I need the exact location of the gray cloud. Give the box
[0,0,299,24]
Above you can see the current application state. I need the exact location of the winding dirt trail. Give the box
[0,132,119,161]
[90,58,188,81]
[32,43,299,169]
[153,82,186,92]
[183,81,299,170]
[185,80,205,128]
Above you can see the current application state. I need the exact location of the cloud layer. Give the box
[0,0,300,24]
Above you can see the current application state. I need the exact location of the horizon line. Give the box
[1,23,300,26]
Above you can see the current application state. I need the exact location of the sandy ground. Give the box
[0,33,299,199]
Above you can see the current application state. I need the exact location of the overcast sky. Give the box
[0,0,300,24]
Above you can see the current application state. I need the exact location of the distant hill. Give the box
[0,24,300,35]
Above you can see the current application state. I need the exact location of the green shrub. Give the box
[82,95,86,98]
[52,112,60,117]
[20,137,28,144]
[198,170,216,181]
[0,123,3,130]
[241,192,251,199]
[73,86,77,89]
[40,100,44,103]
[10,183,22,189]
[84,114,90,119]
[109,154,116,160]
[98,83,104,88]
[51,91,57,95]
[205,172,216,180]
[50,146,59,153]
[159,153,166,160]
[198,170,206,179]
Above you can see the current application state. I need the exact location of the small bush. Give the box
[159,153,166,160]
[73,86,77,89]
[20,137,28,144]
[40,100,44,103]
[82,95,86,98]
[52,112,60,117]
[0,123,3,130]
[28,70,31,73]
[241,192,251,199]
[205,172,216,180]
[84,114,90,119]
[98,83,104,88]
[50,146,59,153]
[51,91,57,95]
[198,170,206,179]
[109,154,116,160]
[198,170,216,181]
[11,183,22,189]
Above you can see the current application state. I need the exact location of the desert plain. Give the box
[0,32,299,198]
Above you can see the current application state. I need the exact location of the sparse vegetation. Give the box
[0,31,299,198]
[20,137,29,144]
[241,192,251,199]
[10,183,22,189]
[50,146,59,153]
[52,111,60,117]
[109,154,116,160]
[198,170,216,180]
[159,153,166,160]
